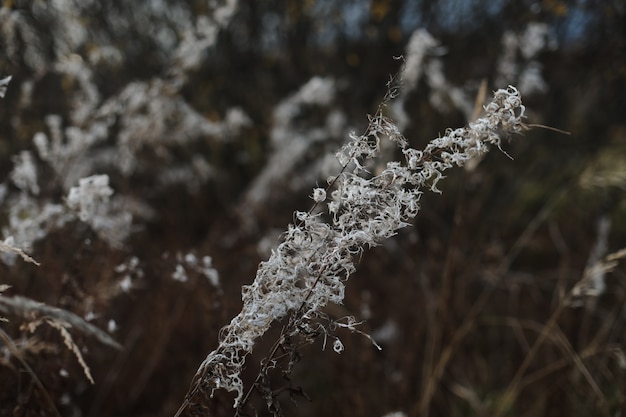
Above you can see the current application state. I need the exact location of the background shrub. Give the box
[0,1,625,416]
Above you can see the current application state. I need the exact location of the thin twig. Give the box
[527,123,571,135]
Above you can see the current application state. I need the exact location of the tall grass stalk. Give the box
[176,77,528,416]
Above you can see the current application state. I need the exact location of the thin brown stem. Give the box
[0,328,62,417]
[527,123,571,135]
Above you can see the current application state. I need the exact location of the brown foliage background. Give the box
[1,1,625,416]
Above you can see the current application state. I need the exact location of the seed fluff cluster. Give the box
[185,86,527,409]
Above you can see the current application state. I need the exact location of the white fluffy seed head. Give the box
[191,86,527,408]
[312,187,327,203]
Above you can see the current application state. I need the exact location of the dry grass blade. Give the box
[413,185,565,417]
[606,247,626,262]
[0,327,62,417]
[27,317,96,384]
[493,243,626,416]
[552,326,605,403]
[0,239,40,265]
[0,295,122,350]
[486,317,606,404]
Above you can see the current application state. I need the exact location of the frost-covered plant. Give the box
[177,78,528,415]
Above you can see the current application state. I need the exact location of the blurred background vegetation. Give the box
[0,0,625,416]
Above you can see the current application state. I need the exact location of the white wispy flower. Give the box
[185,86,527,409]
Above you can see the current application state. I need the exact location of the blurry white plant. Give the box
[241,75,341,214]
[0,75,42,266]
[177,77,528,415]
[496,22,556,96]
[10,150,40,195]
[66,175,113,223]
[0,75,11,98]
[171,252,221,289]
[66,174,132,247]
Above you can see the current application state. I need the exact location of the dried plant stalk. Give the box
[177,83,528,416]
[0,295,121,350]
